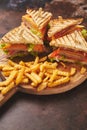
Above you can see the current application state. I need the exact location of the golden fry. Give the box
[19,61,25,66]
[1,82,15,95]
[57,70,69,77]
[43,75,49,82]
[8,60,17,67]
[0,64,5,70]
[2,65,14,71]
[37,82,47,91]
[34,56,39,65]
[2,71,10,77]
[49,70,58,82]
[39,56,47,62]
[0,70,17,87]
[14,64,22,70]
[39,72,44,79]
[25,73,38,84]
[45,62,58,69]
[31,72,42,83]
[21,78,29,84]
[25,62,33,67]
[70,67,76,76]
[16,67,25,85]
[30,64,40,72]
[46,69,53,74]
[40,63,45,71]
[48,76,70,88]
[0,87,5,91]
[80,66,86,74]
[31,82,37,87]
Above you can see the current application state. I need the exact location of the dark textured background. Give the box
[0,1,87,130]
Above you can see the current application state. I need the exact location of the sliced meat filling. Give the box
[1,43,47,55]
[51,26,83,40]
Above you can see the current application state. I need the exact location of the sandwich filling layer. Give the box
[0,43,46,56]
[49,47,87,64]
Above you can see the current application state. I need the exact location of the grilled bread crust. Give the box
[48,17,83,38]
[0,25,43,45]
[50,30,87,53]
[25,8,52,30]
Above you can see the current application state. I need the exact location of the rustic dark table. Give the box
[0,2,87,130]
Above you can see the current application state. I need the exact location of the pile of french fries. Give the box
[0,56,86,95]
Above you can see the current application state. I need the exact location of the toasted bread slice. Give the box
[48,16,83,38]
[25,8,52,29]
[22,8,52,39]
[50,30,87,53]
[0,25,43,45]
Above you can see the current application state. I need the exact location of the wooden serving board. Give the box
[20,71,87,95]
[0,87,17,107]
[0,61,87,107]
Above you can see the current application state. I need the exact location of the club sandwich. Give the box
[48,17,87,64]
[22,8,52,39]
[0,24,47,58]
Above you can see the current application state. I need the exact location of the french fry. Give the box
[48,76,70,88]
[1,82,15,95]
[21,77,29,84]
[49,70,58,82]
[25,73,38,84]
[19,61,25,66]
[43,75,49,82]
[70,67,76,76]
[14,64,22,70]
[39,72,44,79]
[2,71,10,77]
[34,56,39,65]
[30,64,40,72]
[25,61,33,67]
[39,56,47,62]
[80,66,86,74]
[37,82,47,91]
[40,62,46,71]
[0,64,5,70]
[8,60,17,67]
[57,70,69,77]
[45,62,58,69]
[46,69,53,74]
[0,87,5,91]
[0,70,17,86]
[2,65,14,71]
[31,82,37,87]
[16,67,25,85]
[31,72,42,83]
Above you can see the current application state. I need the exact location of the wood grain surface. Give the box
[0,60,87,107]
[20,68,87,95]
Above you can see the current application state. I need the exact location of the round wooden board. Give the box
[0,62,87,107]
[20,70,87,95]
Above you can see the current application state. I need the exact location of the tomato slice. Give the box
[49,48,60,57]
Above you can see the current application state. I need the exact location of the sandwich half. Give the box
[22,8,52,39]
[48,17,87,65]
[0,25,47,58]
[48,16,83,39]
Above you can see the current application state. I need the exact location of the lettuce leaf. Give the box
[81,29,87,40]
